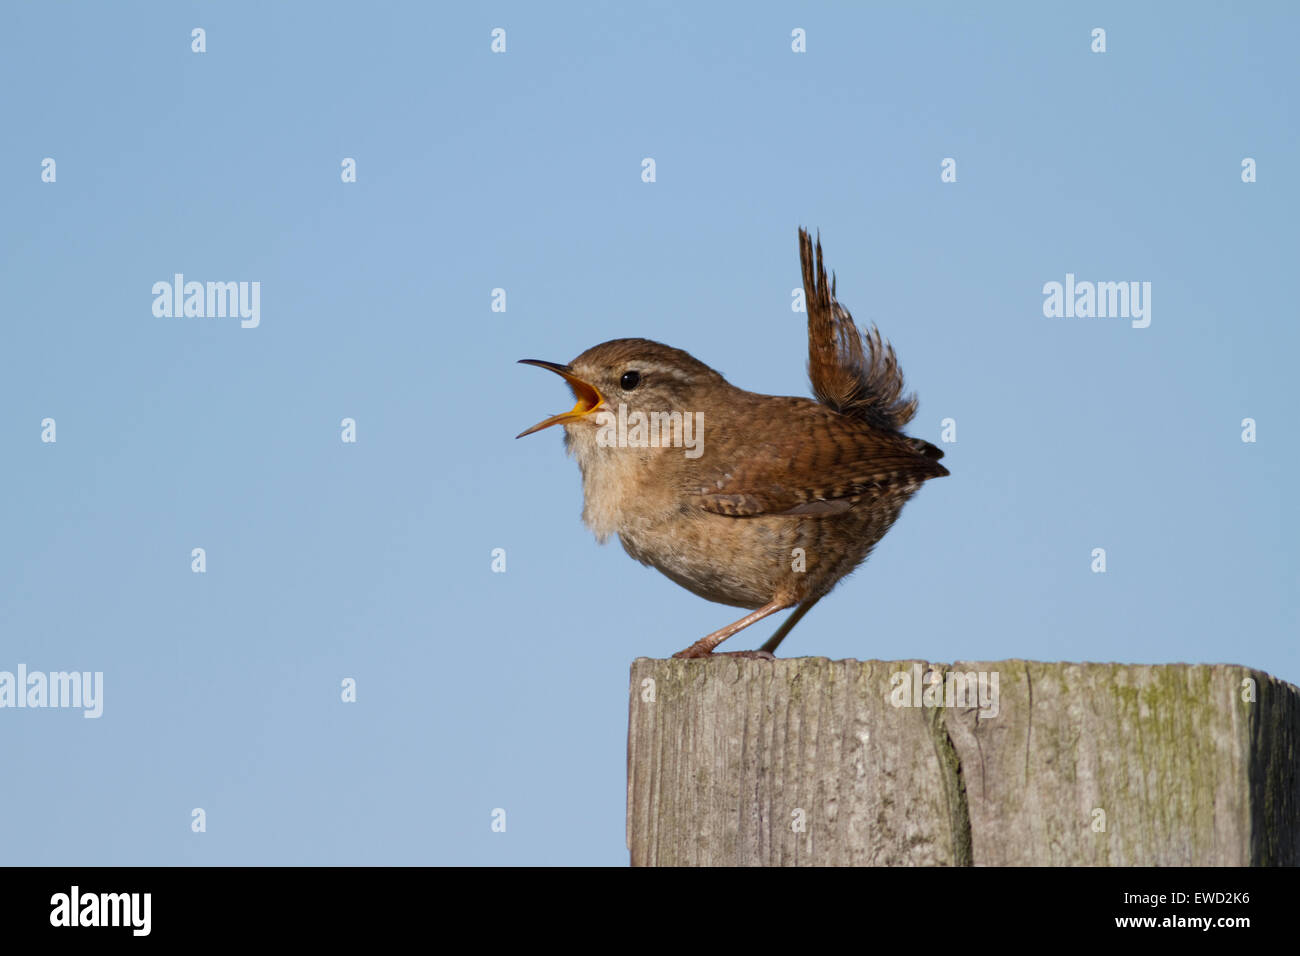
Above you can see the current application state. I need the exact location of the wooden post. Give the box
[626,658,1300,866]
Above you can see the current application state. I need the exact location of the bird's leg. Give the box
[758,594,824,656]
[671,598,794,659]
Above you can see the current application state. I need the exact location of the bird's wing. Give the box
[686,400,948,518]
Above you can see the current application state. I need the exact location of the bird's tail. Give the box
[799,227,919,432]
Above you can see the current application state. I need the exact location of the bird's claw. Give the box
[671,647,777,661]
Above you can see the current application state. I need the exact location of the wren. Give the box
[517,229,948,659]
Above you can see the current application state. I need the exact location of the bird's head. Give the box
[515,338,725,447]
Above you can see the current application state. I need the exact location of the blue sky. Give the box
[1,2,1296,865]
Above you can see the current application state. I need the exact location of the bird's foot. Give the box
[671,646,776,661]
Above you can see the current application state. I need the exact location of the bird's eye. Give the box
[620,370,641,391]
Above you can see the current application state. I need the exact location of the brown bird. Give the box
[517,228,948,659]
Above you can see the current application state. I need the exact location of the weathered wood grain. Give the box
[626,659,1300,866]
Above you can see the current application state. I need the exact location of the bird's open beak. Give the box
[515,360,606,438]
